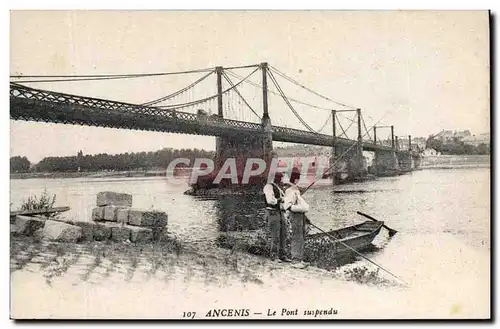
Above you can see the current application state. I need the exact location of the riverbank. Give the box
[10,170,167,180]
[9,233,374,319]
[10,230,489,319]
[419,154,490,169]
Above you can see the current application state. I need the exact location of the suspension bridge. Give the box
[10,62,420,186]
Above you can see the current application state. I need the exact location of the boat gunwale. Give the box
[305,220,384,243]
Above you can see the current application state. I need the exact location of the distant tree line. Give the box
[10,156,31,173]
[11,148,215,173]
[426,137,490,155]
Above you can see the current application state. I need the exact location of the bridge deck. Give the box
[10,83,415,155]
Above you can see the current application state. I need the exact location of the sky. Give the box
[9,10,490,163]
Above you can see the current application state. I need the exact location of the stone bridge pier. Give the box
[412,154,421,169]
[212,137,268,187]
[211,114,273,187]
[373,149,399,175]
[397,152,413,172]
[331,143,366,184]
[193,113,273,190]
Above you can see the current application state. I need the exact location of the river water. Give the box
[10,167,491,318]
[10,167,490,250]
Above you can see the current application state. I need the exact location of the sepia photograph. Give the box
[8,10,491,320]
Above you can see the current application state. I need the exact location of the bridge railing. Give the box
[10,83,412,154]
[11,83,178,117]
[10,83,265,133]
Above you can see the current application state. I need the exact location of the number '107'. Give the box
[182,311,196,319]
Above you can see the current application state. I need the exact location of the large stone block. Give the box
[33,228,44,241]
[43,220,83,242]
[69,221,95,241]
[15,215,46,236]
[10,224,21,236]
[96,191,133,207]
[92,207,105,221]
[103,205,126,222]
[66,220,112,242]
[93,222,112,241]
[117,208,130,225]
[152,226,166,242]
[128,209,168,228]
[110,225,131,242]
[129,226,153,243]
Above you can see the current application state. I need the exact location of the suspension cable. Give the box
[336,111,357,123]
[156,67,260,110]
[10,67,215,80]
[224,64,261,70]
[267,70,334,134]
[222,71,261,120]
[361,114,372,141]
[337,119,349,139]
[9,75,157,84]
[343,112,357,134]
[226,70,335,112]
[316,111,332,133]
[229,68,385,133]
[10,68,259,118]
[267,69,316,133]
[302,109,392,194]
[269,65,357,109]
[141,70,215,106]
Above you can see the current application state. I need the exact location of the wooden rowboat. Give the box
[10,206,70,224]
[217,219,385,268]
[10,206,70,217]
[304,220,384,268]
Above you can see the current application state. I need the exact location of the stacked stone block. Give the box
[11,191,169,245]
[91,191,168,243]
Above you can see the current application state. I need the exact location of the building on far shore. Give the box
[275,144,332,158]
[434,129,471,141]
[412,137,427,150]
[422,148,441,156]
[462,133,490,147]
[397,137,425,152]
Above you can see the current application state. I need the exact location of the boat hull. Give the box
[217,220,384,269]
[304,220,384,268]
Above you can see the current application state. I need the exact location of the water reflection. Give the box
[214,194,267,232]
[10,168,490,254]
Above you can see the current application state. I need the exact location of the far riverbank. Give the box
[11,154,490,180]
[419,154,490,170]
[10,169,168,180]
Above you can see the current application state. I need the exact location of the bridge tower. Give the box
[209,63,273,188]
[260,62,274,167]
[396,135,414,172]
[372,125,400,175]
[330,108,366,184]
[214,66,225,169]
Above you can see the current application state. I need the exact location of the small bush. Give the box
[19,189,57,217]
[341,265,392,286]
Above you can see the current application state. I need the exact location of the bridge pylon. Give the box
[200,63,274,189]
[396,135,414,172]
[372,125,399,176]
[329,108,367,184]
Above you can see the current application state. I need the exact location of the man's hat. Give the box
[272,171,284,182]
[290,168,301,183]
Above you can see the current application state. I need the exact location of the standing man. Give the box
[263,171,292,262]
[282,169,310,265]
